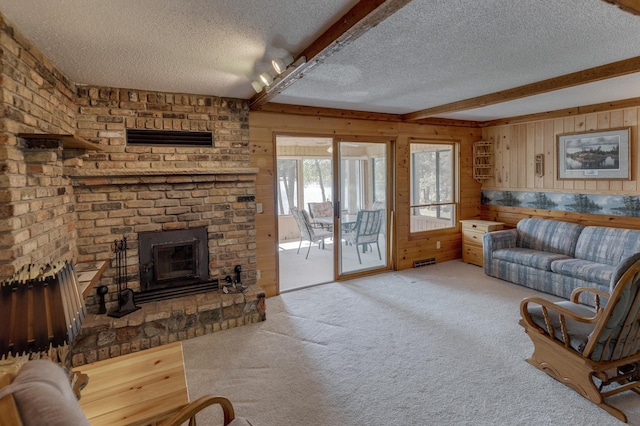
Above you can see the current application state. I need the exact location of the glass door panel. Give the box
[276,136,334,292]
[336,141,389,276]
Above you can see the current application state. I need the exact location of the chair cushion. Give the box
[527,301,597,354]
[492,248,570,271]
[0,360,90,426]
[308,202,332,218]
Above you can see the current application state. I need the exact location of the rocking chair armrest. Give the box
[570,286,610,308]
[520,296,601,331]
[158,395,243,426]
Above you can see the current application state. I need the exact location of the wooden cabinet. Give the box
[460,220,504,267]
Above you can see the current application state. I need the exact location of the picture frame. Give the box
[557,127,631,179]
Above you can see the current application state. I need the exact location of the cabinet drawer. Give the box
[461,221,503,233]
[462,229,486,246]
[462,246,484,266]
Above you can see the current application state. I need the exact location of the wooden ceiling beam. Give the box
[249,0,412,109]
[480,96,640,127]
[251,102,482,127]
[402,56,640,121]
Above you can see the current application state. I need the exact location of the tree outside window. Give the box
[410,142,457,233]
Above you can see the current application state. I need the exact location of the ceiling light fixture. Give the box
[252,56,307,95]
[272,54,294,74]
[259,71,274,86]
[251,80,265,93]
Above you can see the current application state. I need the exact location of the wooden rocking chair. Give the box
[520,254,640,423]
[159,395,252,426]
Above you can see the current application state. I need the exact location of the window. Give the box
[303,159,333,204]
[277,158,333,215]
[340,158,364,213]
[277,159,298,215]
[410,142,457,233]
[372,157,386,204]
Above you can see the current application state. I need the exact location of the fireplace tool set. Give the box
[108,237,140,318]
[222,264,247,294]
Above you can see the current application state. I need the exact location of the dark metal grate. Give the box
[126,129,213,146]
[413,258,436,268]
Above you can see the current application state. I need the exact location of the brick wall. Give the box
[1,11,258,312]
[0,14,79,278]
[0,13,263,364]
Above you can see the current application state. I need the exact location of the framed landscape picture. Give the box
[557,127,630,179]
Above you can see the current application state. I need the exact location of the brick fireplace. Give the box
[0,15,265,368]
[68,168,264,366]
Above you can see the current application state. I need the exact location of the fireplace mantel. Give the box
[68,167,258,177]
[68,168,259,186]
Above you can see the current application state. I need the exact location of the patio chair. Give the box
[290,208,332,259]
[308,201,334,230]
[344,209,383,264]
[519,254,640,423]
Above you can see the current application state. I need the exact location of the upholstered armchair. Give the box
[0,360,252,426]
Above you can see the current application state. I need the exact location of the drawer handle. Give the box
[472,224,478,228]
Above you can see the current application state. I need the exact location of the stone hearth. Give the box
[71,285,265,367]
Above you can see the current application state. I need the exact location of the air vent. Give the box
[413,258,436,268]
[126,129,213,147]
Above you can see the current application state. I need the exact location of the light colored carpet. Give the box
[182,260,639,425]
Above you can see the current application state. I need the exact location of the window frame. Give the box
[409,140,459,235]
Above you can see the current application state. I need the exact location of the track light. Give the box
[251,80,265,93]
[251,56,307,96]
[259,71,274,86]
[272,54,294,74]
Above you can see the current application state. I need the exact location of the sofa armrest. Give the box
[482,228,518,274]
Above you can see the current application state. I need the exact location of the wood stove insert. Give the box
[137,227,217,303]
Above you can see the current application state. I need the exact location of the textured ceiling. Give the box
[1,0,640,121]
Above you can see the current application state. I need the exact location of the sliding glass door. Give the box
[276,136,391,291]
[335,140,390,276]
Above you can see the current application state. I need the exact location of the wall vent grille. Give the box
[126,129,213,146]
[413,258,436,268]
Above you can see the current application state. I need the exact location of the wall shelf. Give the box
[18,133,104,151]
[472,140,493,183]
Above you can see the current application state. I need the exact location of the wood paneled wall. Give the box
[480,106,640,228]
[250,112,481,296]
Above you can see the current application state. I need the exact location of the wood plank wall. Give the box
[480,106,640,228]
[250,112,481,296]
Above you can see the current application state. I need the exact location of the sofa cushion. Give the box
[575,226,640,266]
[550,259,615,286]
[517,218,584,256]
[0,360,90,426]
[492,248,571,271]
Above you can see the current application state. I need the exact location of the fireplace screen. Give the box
[154,241,198,281]
[139,227,209,292]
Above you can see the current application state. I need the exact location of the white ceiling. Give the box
[1,0,640,122]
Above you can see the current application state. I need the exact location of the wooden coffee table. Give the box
[74,342,189,426]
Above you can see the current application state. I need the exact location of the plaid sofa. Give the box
[483,218,640,305]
